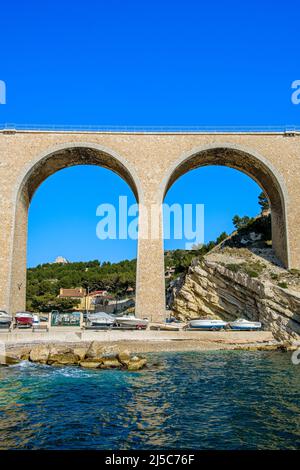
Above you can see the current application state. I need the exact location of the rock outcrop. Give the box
[85,342,118,359]
[169,254,300,341]
[127,356,147,371]
[48,352,81,366]
[80,359,104,369]
[29,344,50,364]
[0,354,20,366]
[0,341,147,371]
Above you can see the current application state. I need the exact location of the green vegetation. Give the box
[26,259,136,312]
[232,193,270,235]
[278,282,288,289]
[243,261,266,278]
[216,231,228,244]
[243,267,259,278]
[232,215,254,230]
[288,268,300,277]
[231,212,271,242]
[271,273,279,280]
[165,231,228,284]
[258,191,270,213]
[225,263,240,273]
[28,295,81,313]
[225,260,266,278]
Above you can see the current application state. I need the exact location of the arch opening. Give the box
[162,146,290,324]
[162,145,289,269]
[20,145,140,204]
[10,145,141,315]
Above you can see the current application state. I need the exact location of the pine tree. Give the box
[258,191,270,212]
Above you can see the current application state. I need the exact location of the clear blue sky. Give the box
[0,0,299,266]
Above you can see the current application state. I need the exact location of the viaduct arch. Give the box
[161,143,290,268]
[0,130,299,322]
[9,143,143,316]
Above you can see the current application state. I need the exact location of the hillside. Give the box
[26,259,136,311]
[167,214,300,341]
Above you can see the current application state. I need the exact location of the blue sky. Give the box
[27,165,261,266]
[0,0,299,265]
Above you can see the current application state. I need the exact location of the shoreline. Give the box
[1,329,287,355]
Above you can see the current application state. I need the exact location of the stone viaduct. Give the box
[0,129,299,322]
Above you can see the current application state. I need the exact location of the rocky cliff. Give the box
[168,216,300,341]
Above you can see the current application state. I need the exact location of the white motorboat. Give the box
[188,319,228,330]
[87,312,115,327]
[0,310,12,327]
[229,318,262,331]
[114,313,149,329]
[33,314,40,326]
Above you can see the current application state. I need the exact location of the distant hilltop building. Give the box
[53,256,69,264]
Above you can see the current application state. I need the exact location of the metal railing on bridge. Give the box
[1,123,300,134]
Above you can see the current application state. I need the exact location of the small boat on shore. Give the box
[114,313,149,329]
[15,312,34,328]
[0,310,12,328]
[188,319,228,330]
[150,322,180,331]
[229,318,262,331]
[33,314,40,326]
[87,312,115,328]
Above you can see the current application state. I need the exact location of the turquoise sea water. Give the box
[0,350,300,450]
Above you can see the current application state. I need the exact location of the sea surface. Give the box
[0,350,300,450]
